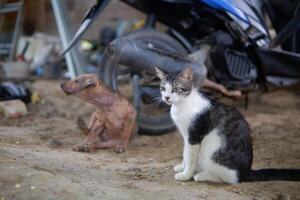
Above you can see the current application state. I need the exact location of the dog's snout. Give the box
[165,96,170,101]
[60,82,72,95]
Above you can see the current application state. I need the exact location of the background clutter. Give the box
[0,0,300,199]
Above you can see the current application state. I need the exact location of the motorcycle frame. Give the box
[63,0,300,87]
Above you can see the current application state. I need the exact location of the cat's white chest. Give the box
[171,105,194,137]
[170,90,210,138]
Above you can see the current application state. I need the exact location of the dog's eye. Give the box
[160,86,166,91]
[75,79,80,83]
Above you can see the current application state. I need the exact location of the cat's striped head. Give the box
[155,66,194,105]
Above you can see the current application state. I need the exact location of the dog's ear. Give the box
[80,79,97,90]
[154,66,166,80]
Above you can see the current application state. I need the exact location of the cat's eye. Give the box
[173,87,186,93]
[160,86,166,91]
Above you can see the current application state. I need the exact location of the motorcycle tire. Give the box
[98,29,188,135]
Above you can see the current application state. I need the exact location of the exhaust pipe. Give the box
[106,34,205,85]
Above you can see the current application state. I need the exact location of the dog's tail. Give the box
[243,169,300,182]
[76,116,90,136]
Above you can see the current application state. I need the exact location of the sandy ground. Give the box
[0,80,300,200]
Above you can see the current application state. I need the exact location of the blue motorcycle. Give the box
[65,0,300,135]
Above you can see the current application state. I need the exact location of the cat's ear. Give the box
[154,67,166,80]
[177,66,193,81]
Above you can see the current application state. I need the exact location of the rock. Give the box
[46,139,62,148]
[0,100,27,118]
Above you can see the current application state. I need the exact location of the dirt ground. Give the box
[0,80,300,200]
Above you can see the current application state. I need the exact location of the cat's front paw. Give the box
[174,172,192,181]
[174,164,184,172]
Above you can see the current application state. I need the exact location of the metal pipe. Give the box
[107,36,205,85]
[51,0,76,79]
[8,0,23,61]
[51,0,85,78]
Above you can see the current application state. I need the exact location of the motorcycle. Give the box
[63,0,300,135]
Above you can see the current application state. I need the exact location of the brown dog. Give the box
[60,74,137,153]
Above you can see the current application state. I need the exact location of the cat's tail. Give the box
[244,169,300,182]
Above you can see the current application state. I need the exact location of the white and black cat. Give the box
[155,66,300,183]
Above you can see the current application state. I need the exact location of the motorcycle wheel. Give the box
[98,30,188,135]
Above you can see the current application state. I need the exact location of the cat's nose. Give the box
[165,96,170,101]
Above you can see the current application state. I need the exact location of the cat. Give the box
[155,66,300,183]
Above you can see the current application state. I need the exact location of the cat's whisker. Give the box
[151,97,163,103]
[152,96,162,101]
[152,99,163,105]
[151,98,167,107]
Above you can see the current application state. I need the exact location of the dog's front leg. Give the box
[73,120,104,152]
[113,116,136,153]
